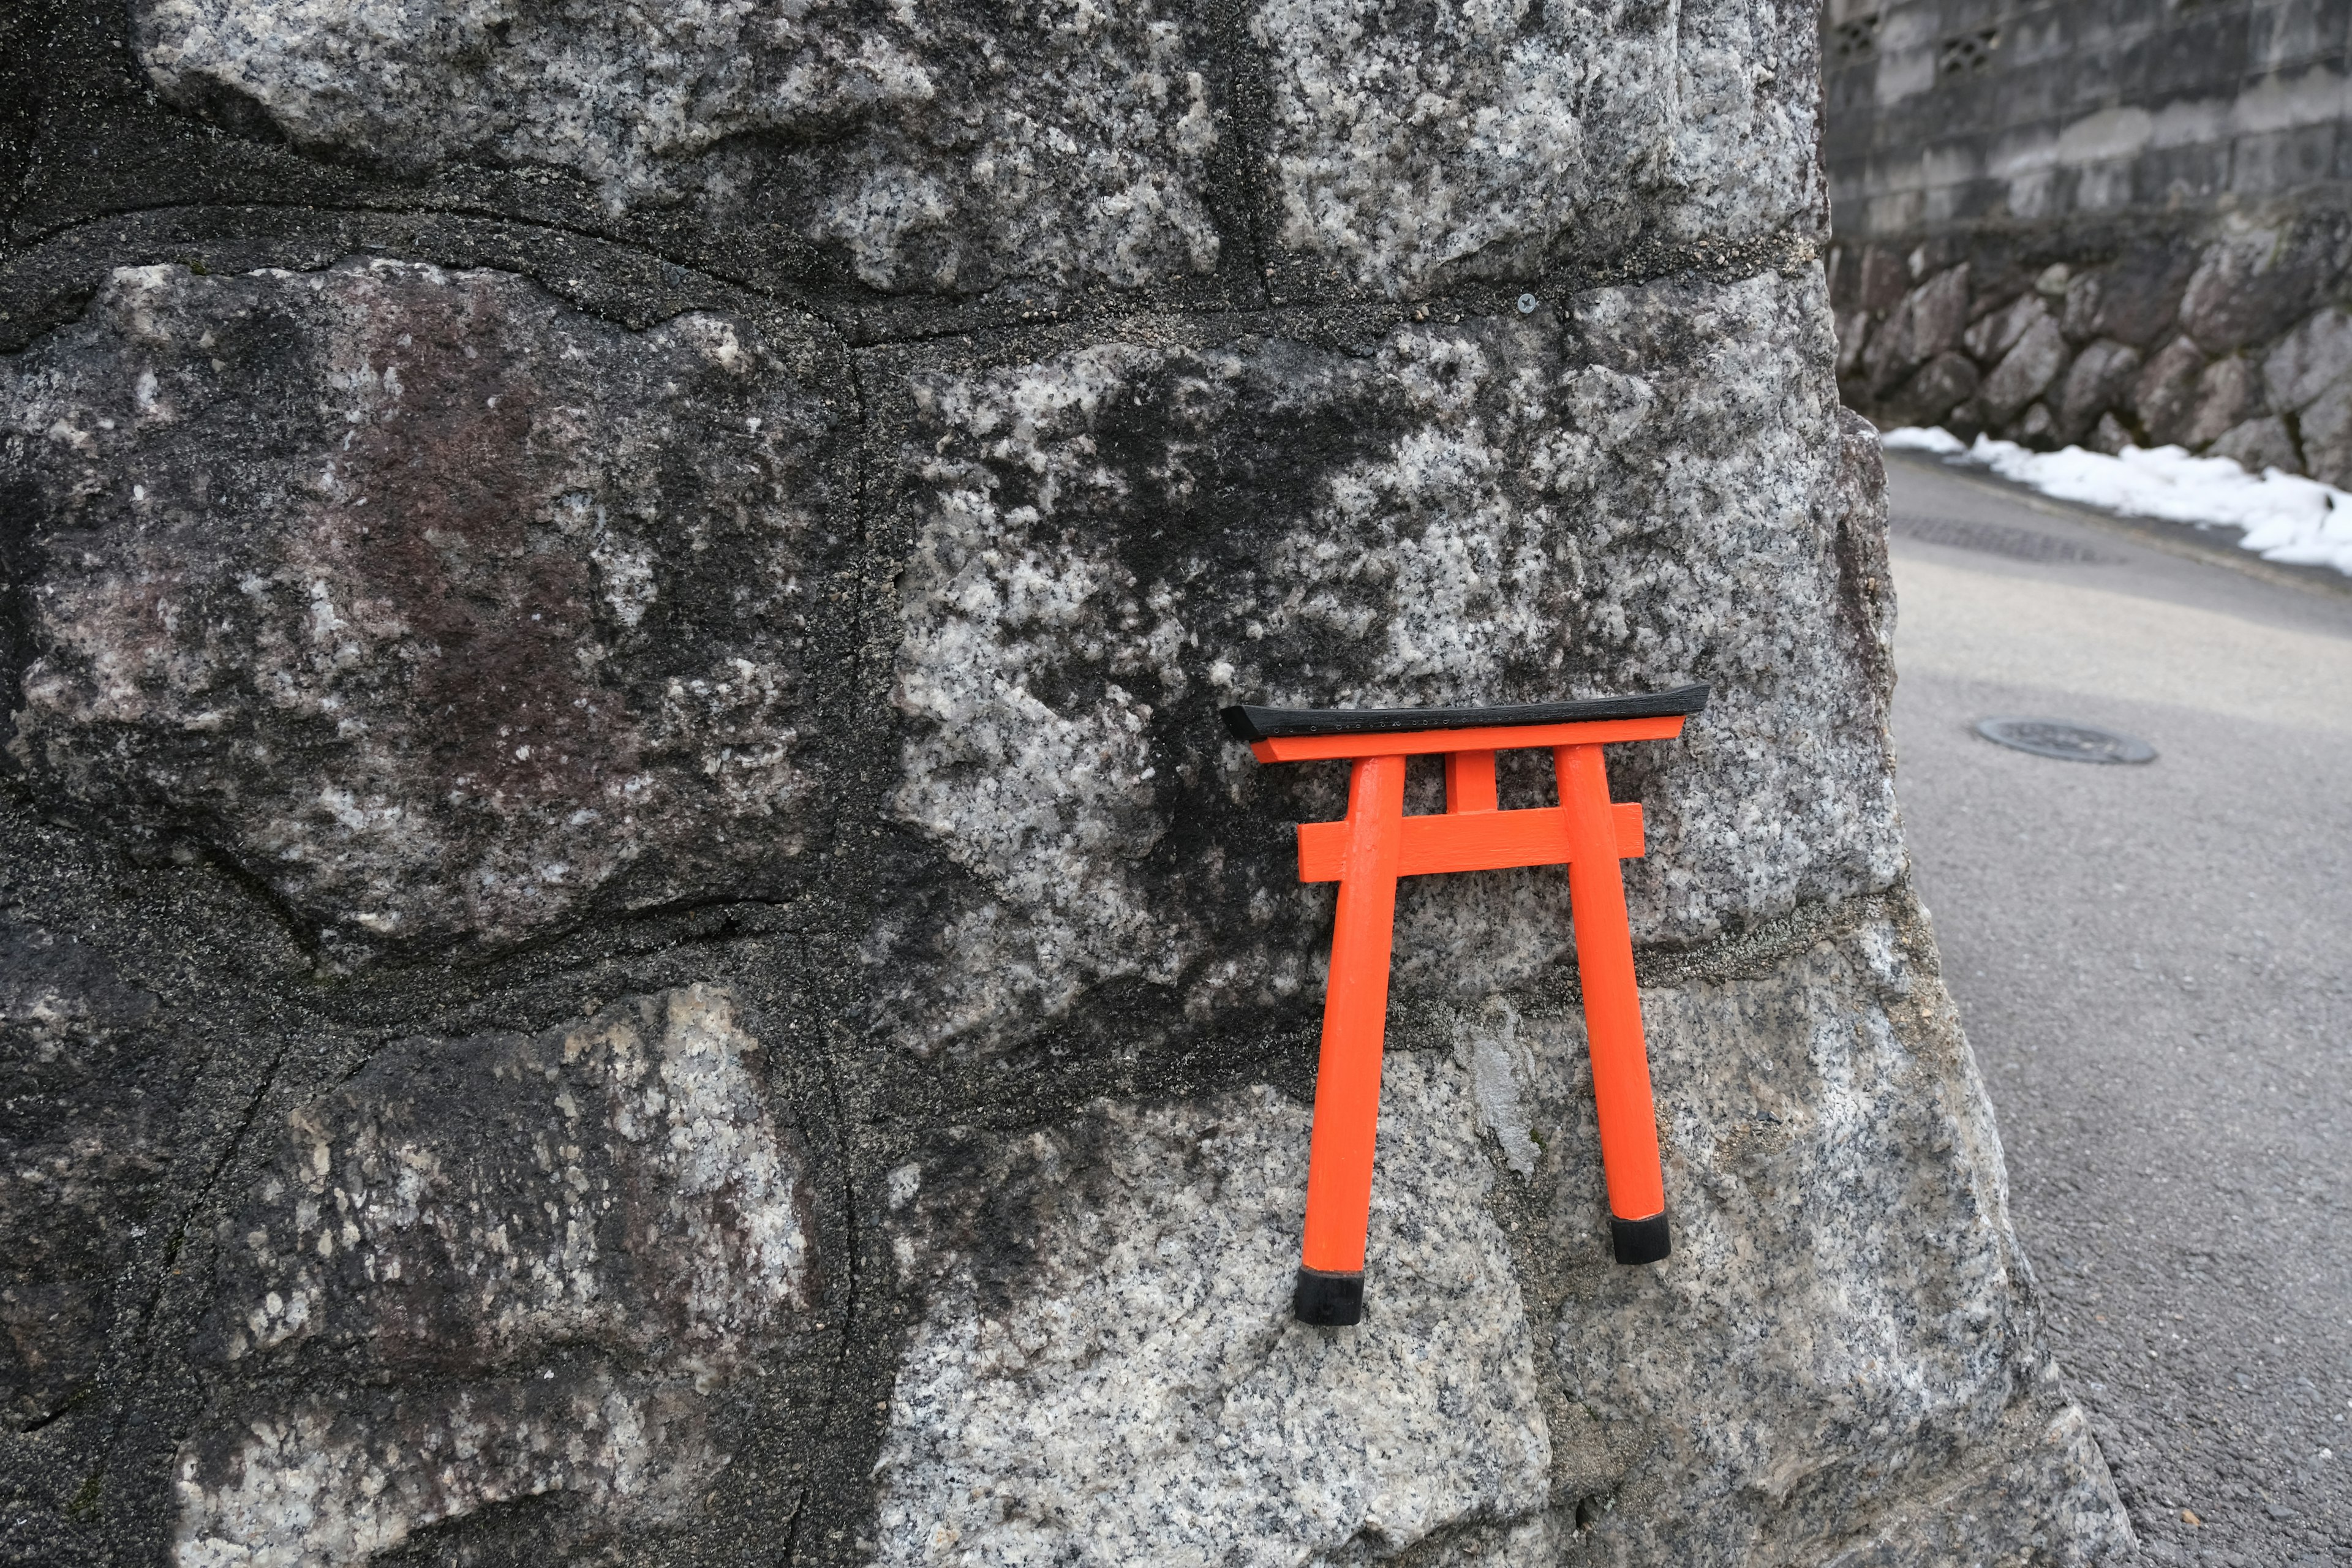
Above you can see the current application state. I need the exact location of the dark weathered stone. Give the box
[2209,415,2299,473]
[1862,265,1969,395]
[2132,336,2211,448]
[1885,350,1980,429]
[867,275,1903,1058]
[2261,306,2352,412]
[2178,227,2331,355]
[2296,375,2352,488]
[1256,0,1825,297]
[2055,341,2144,443]
[0,917,172,1428]
[1976,314,2070,429]
[172,986,817,1563]
[2,260,855,960]
[1962,293,2049,364]
[2182,355,2263,450]
[867,903,2132,1567]
[134,0,1232,301]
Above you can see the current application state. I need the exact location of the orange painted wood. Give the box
[1249,714,1685,763]
[1295,802,1643,883]
[1444,750,1498,813]
[1556,743,1665,1223]
[1298,754,1408,1276]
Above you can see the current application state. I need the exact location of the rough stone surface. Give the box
[2261,306,2352,413]
[868,271,1904,1057]
[872,1058,1550,1566]
[864,907,2133,1566]
[1861,264,1968,395]
[2131,336,2211,450]
[1255,0,1823,298]
[1,259,853,959]
[0,1,2125,1562]
[172,985,815,1566]
[2209,415,2299,474]
[2053,341,2142,443]
[0,916,173,1429]
[2297,374,2352,489]
[133,0,1228,299]
[1884,349,1978,429]
[2182,356,2264,451]
[1975,314,2070,429]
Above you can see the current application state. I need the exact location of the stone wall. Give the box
[1825,0,2352,480]
[1,2,2132,1564]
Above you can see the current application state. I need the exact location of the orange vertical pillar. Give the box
[1295,752,1408,1325]
[1555,742,1671,1264]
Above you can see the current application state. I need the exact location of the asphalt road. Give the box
[1882,450,2352,1568]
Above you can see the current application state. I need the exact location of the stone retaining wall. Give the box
[1824,1,2352,477]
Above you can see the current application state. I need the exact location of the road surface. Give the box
[1882,450,2352,1568]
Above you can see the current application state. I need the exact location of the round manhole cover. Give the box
[1973,718,2157,764]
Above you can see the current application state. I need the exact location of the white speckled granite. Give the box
[872,269,1902,1057]
[1256,0,1822,296]
[133,0,1223,295]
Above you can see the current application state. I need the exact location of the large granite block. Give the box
[131,0,1231,301]
[866,267,1902,1058]
[1255,0,1825,297]
[859,905,2130,1564]
[1,258,854,959]
[170,986,821,1566]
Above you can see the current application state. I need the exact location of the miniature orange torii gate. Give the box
[1223,685,1709,1326]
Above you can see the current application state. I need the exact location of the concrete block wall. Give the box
[1825,0,2352,480]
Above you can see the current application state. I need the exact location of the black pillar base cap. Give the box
[1611,1212,1670,1265]
[1294,1267,1365,1326]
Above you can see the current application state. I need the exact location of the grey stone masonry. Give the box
[1,3,2130,1566]
[1825,0,2352,478]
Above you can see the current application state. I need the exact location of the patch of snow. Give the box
[1880,426,2352,576]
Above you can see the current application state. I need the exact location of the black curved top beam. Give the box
[1219,684,1711,743]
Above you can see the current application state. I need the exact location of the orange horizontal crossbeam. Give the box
[1248,714,1685,763]
[1297,802,1644,882]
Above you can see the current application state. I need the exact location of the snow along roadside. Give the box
[1880,426,2352,578]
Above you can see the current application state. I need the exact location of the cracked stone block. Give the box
[873,1057,1552,1566]
[134,0,1226,298]
[870,268,1902,1057]
[0,918,173,1428]
[1253,0,1822,298]
[1,259,853,958]
[173,984,813,1564]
